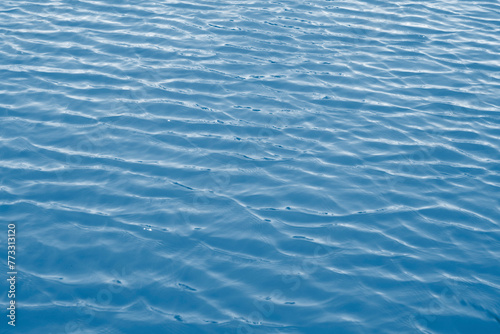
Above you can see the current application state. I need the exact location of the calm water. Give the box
[1,0,500,333]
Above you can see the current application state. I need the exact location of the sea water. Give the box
[0,0,499,333]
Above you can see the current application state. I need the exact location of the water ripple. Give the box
[1,0,499,333]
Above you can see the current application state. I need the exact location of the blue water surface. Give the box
[1,0,500,333]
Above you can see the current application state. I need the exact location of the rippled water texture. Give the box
[1,0,500,333]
